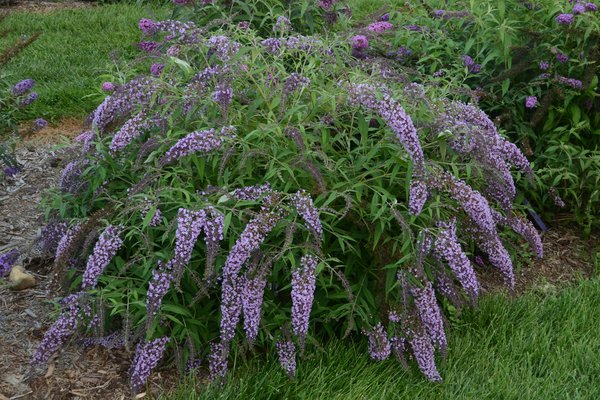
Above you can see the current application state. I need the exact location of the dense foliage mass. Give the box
[29,1,550,392]
[361,0,600,232]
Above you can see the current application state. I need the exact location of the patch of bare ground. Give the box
[0,1,93,13]
[478,224,599,295]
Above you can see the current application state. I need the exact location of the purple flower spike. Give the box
[364,322,391,361]
[525,96,538,109]
[409,179,428,215]
[290,190,322,241]
[150,63,164,76]
[539,60,550,70]
[276,339,296,378]
[129,337,169,393]
[434,220,479,300]
[32,293,82,365]
[11,79,35,96]
[555,13,574,24]
[160,126,234,166]
[102,82,115,92]
[0,249,19,277]
[138,18,157,35]
[81,225,124,290]
[556,52,569,63]
[573,3,586,14]
[410,331,442,382]
[241,273,268,343]
[585,3,598,12]
[291,254,318,348]
[350,35,369,50]
[208,341,228,381]
[412,282,447,350]
[367,21,393,33]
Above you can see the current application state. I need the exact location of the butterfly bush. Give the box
[38,13,546,390]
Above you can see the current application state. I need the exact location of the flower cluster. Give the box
[291,254,318,347]
[129,337,169,393]
[230,183,272,201]
[364,323,391,361]
[410,330,441,381]
[283,73,311,94]
[412,282,447,350]
[556,13,574,24]
[525,96,539,108]
[32,294,82,365]
[274,16,292,33]
[433,220,479,299]
[367,21,393,33]
[557,76,583,89]
[462,55,481,73]
[350,35,368,50]
[81,225,124,290]
[290,190,323,240]
[220,210,282,343]
[241,271,268,343]
[276,339,297,378]
[0,249,19,277]
[39,221,67,255]
[160,127,232,166]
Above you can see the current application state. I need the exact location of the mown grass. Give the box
[0,4,169,121]
[164,278,600,400]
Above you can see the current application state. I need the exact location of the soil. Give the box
[0,1,93,13]
[1,119,599,399]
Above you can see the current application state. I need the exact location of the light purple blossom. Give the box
[34,118,48,129]
[146,263,173,316]
[574,3,586,14]
[290,190,322,240]
[19,92,38,106]
[138,41,160,53]
[350,35,369,50]
[556,52,569,63]
[539,60,550,70]
[208,341,228,381]
[138,18,156,35]
[150,63,164,76]
[230,183,272,201]
[274,16,292,33]
[555,13,574,24]
[160,126,233,166]
[213,82,233,115]
[412,282,447,350]
[367,21,393,33]
[220,210,282,343]
[364,323,391,361]
[241,273,268,343]
[408,179,428,215]
[410,331,441,382]
[32,293,82,365]
[276,339,296,378]
[434,220,479,300]
[525,96,538,108]
[291,254,318,347]
[283,73,310,94]
[129,337,169,393]
[207,35,241,62]
[81,225,124,290]
[492,210,543,258]
[348,83,425,174]
[101,82,115,92]
[586,3,599,11]
[11,79,35,96]
[557,76,583,89]
[0,249,19,277]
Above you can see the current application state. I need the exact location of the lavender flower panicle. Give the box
[434,220,479,300]
[129,337,169,393]
[32,293,82,365]
[364,323,391,361]
[411,282,447,350]
[276,339,297,378]
[348,83,425,174]
[291,255,318,348]
[81,225,124,290]
[208,341,228,381]
[220,211,282,343]
[492,210,543,258]
[290,190,323,241]
[11,78,35,96]
[409,179,428,215]
[410,330,442,382]
[160,126,234,166]
[241,272,268,344]
[0,249,19,277]
[230,183,272,201]
[146,262,173,317]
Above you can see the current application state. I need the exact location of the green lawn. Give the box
[165,278,600,400]
[0,4,169,122]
